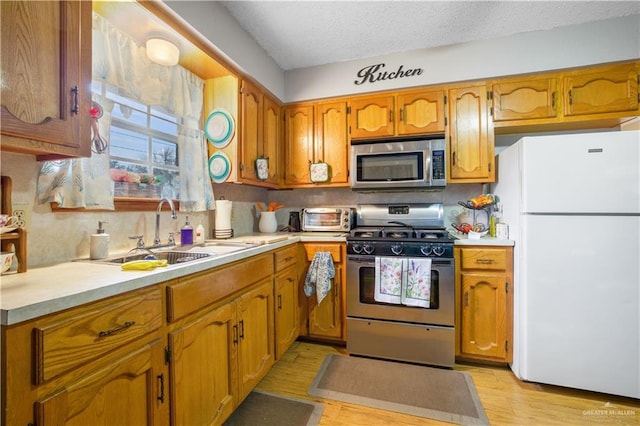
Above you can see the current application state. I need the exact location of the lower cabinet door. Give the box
[34,339,165,425]
[275,265,299,359]
[236,279,275,401]
[169,303,236,426]
[460,272,508,360]
[308,263,343,340]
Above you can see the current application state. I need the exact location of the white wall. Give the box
[164,5,638,103]
[285,15,640,102]
[165,0,285,99]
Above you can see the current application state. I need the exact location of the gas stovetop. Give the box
[347,203,455,257]
[350,226,453,241]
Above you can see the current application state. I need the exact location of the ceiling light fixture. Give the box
[146,36,180,66]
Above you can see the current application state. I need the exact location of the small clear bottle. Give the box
[195,223,205,244]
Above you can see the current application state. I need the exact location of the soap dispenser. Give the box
[181,216,194,246]
[90,221,110,260]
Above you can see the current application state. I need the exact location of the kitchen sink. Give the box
[103,251,212,265]
[84,241,257,266]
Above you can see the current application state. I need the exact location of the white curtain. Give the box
[37,13,215,211]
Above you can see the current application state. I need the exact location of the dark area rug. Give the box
[308,354,489,425]
[224,390,324,426]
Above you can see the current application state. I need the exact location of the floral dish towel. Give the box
[402,258,432,308]
[374,257,404,304]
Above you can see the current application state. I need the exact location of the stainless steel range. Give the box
[346,203,455,368]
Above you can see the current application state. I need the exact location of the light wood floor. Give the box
[256,341,640,425]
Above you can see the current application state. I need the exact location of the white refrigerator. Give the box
[492,130,640,398]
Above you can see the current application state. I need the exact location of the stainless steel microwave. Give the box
[350,138,446,190]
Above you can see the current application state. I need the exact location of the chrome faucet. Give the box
[154,198,177,247]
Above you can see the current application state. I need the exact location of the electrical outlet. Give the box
[12,204,32,229]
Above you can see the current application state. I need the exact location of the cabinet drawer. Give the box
[304,244,342,263]
[33,288,162,384]
[275,245,298,271]
[460,248,507,271]
[167,253,274,322]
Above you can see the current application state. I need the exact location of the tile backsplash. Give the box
[1,152,481,268]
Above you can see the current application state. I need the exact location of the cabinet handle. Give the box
[399,108,405,123]
[277,294,282,310]
[452,152,456,166]
[157,373,165,403]
[97,321,135,338]
[389,110,394,123]
[239,320,245,340]
[464,291,469,307]
[284,256,294,262]
[233,324,239,344]
[71,86,79,115]
[551,91,556,109]
[568,89,573,105]
[476,258,494,264]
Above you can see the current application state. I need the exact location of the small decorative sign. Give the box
[354,63,423,86]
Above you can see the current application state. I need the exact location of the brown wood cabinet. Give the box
[166,253,275,425]
[0,0,92,158]
[490,76,559,122]
[455,246,513,363]
[490,61,640,132]
[300,243,346,342]
[2,287,167,426]
[563,62,639,117]
[239,80,282,187]
[284,102,349,187]
[274,245,300,358]
[349,90,445,139]
[447,85,495,183]
[348,95,396,139]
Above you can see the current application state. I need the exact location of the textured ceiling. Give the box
[220,1,640,71]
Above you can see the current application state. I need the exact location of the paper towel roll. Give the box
[215,200,232,230]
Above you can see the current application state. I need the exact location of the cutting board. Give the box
[232,235,290,245]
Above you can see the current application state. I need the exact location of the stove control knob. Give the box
[351,243,363,254]
[420,245,433,256]
[363,244,375,255]
[432,245,445,256]
[391,244,403,255]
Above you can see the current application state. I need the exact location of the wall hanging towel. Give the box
[304,252,335,304]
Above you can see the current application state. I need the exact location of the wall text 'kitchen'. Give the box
[354,63,423,85]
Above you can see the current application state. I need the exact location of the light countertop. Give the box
[452,235,515,246]
[0,232,347,326]
[0,231,512,326]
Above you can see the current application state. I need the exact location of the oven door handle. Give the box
[347,256,374,264]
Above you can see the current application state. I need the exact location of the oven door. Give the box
[346,255,454,326]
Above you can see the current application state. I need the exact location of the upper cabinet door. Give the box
[349,95,395,139]
[396,90,446,135]
[491,77,559,121]
[263,95,282,186]
[284,105,314,186]
[563,63,639,117]
[1,0,91,158]
[448,85,494,183]
[315,101,349,185]
[239,80,263,183]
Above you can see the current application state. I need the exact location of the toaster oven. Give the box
[301,207,355,232]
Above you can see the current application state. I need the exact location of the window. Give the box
[92,81,181,199]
